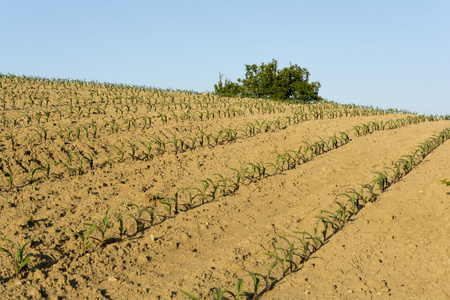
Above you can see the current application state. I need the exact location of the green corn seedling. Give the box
[2,161,14,189]
[156,193,178,217]
[128,142,137,160]
[318,217,329,241]
[179,290,199,300]
[361,183,378,202]
[241,269,261,298]
[194,180,210,204]
[441,178,450,187]
[38,157,51,179]
[337,192,359,215]
[152,137,166,155]
[29,163,42,184]
[65,223,97,255]
[114,212,125,238]
[230,167,247,191]
[257,258,279,293]
[265,248,294,277]
[125,203,155,233]
[205,178,220,200]
[318,209,341,232]
[184,188,199,209]
[185,134,198,150]
[214,173,228,196]
[372,171,389,191]
[109,144,125,162]
[57,151,77,176]
[1,132,16,149]
[0,237,35,277]
[86,208,115,247]
[140,140,153,160]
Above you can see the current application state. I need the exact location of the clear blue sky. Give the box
[1,0,449,115]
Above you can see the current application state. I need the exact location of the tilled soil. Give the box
[0,76,449,299]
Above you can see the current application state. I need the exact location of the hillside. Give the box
[0,74,449,299]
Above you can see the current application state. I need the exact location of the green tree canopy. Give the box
[214,59,322,103]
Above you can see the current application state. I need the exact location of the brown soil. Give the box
[0,76,449,299]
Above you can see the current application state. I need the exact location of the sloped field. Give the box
[0,75,449,299]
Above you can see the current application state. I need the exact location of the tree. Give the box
[214,59,322,103]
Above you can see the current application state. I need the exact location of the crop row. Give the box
[1,120,446,287]
[125,115,431,215]
[0,114,428,191]
[180,126,450,299]
[0,97,405,132]
[0,115,433,281]
[59,116,427,257]
[2,74,426,131]
[0,113,305,189]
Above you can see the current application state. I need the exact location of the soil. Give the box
[0,76,449,299]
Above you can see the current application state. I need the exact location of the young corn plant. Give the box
[181,188,199,210]
[265,238,297,277]
[128,142,137,161]
[318,217,330,241]
[387,163,403,183]
[340,131,350,143]
[361,183,378,202]
[181,278,245,300]
[86,208,115,248]
[57,151,77,176]
[29,161,43,184]
[337,191,359,215]
[194,180,210,204]
[247,162,268,180]
[241,269,261,299]
[75,154,84,175]
[266,161,280,175]
[125,203,155,233]
[109,144,126,163]
[230,167,247,192]
[318,209,341,234]
[140,140,153,160]
[273,153,288,171]
[185,134,198,150]
[2,161,14,189]
[215,173,228,196]
[114,212,125,239]
[156,191,180,217]
[34,125,48,142]
[167,137,185,153]
[0,237,35,277]
[288,148,305,165]
[65,223,97,255]
[50,127,66,139]
[179,290,199,300]
[250,259,279,295]
[293,226,322,255]
[372,171,389,192]
[213,278,245,300]
[141,116,152,129]
[282,152,298,169]
[1,132,16,149]
[153,137,166,155]
[37,157,51,180]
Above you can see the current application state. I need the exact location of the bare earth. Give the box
[0,76,449,299]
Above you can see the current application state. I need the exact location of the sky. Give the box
[1,0,449,116]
